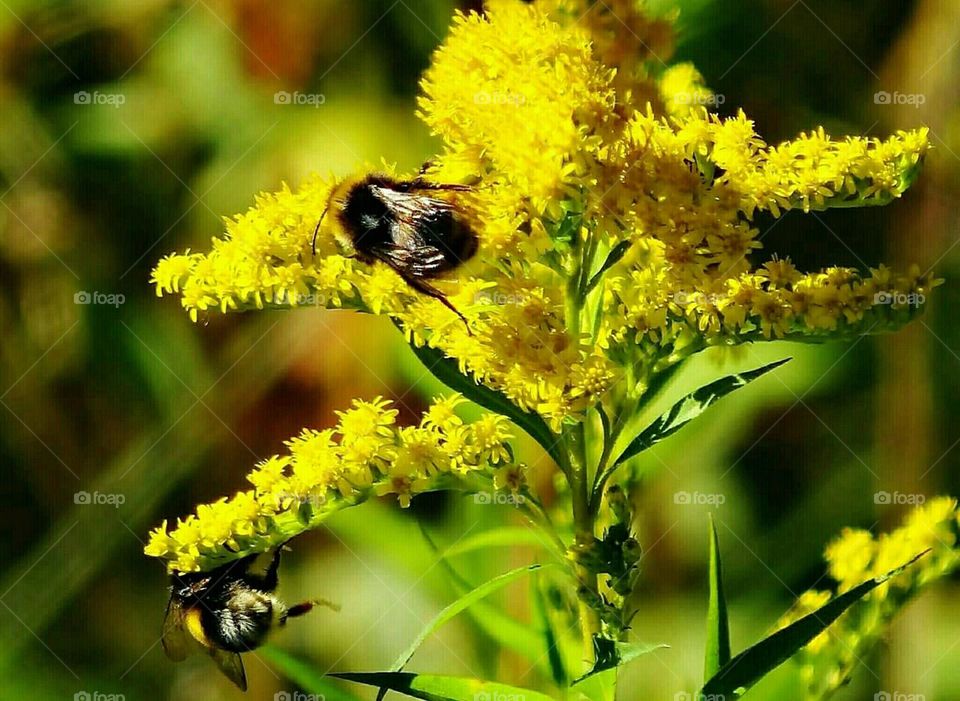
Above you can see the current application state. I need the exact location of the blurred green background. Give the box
[0,0,958,699]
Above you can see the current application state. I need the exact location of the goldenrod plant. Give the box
[146,1,947,699]
[777,497,960,700]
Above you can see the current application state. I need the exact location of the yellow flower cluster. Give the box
[777,497,960,698]
[144,395,515,573]
[151,0,933,433]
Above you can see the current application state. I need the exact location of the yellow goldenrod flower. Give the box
[143,3,947,683]
[778,497,960,698]
[150,2,933,437]
[493,463,528,495]
[144,394,516,573]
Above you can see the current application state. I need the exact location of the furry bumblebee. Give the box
[312,173,478,325]
[161,546,332,690]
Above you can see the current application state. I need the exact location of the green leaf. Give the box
[419,525,551,667]
[573,636,669,685]
[699,551,928,698]
[391,564,549,672]
[586,240,632,293]
[260,647,364,701]
[335,672,557,701]
[440,527,559,559]
[612,358,791,471]
[400,331,562,465]
[704,514,731,681]
[531,572,568,686]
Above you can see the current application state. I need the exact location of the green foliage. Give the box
[390,564,549,672]
[334,672,556,701]
[704,515,731,681]
[573,637,669,685]
[699,552,928,698]
[400,326,562,464]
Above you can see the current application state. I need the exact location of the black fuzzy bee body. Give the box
[162,548,319,691]
[315,173,478,325]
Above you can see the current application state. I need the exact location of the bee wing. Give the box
[371,187,454,217]
[370,187,454,248]
[160,597,190,662]
[374,243,450,279]
[209,647,247,691]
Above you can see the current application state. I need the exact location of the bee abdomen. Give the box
[204,589,279,652]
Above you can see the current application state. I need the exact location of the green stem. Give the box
[589,393,638,517]
[566,424,602,663]
[519,491,569,559]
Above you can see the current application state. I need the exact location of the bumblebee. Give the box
[161,546,328,691]
[312,174,478,325]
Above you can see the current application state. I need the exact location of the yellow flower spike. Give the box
[144,396,518,572]
[785,497,960,698]
[150,2,932,436]
[147,4,940,632]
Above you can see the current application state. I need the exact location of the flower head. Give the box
[150,2,933,439]
[779,497,960,697]
[145,394,516,573]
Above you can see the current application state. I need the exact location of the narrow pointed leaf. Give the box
[335,672,557,701]
[610,358,791,474]
[391,564,549,671]
[531,573,567,686]
[700,551,928,698]
[572,636,669,685]
[400,332,561,465]
[440,527,559,559]
[419,525,550,666]
[586,240,633,293]
[704,514,731,681]
[261,647,364,701]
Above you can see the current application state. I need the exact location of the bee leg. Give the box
[403,275,473,335]
[258,546,283,592]
[311,218,322,257]
[285,597,340,621]
[311,202,332,257]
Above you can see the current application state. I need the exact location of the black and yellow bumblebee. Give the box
[312,173,479,325]
[161,546,330,691]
